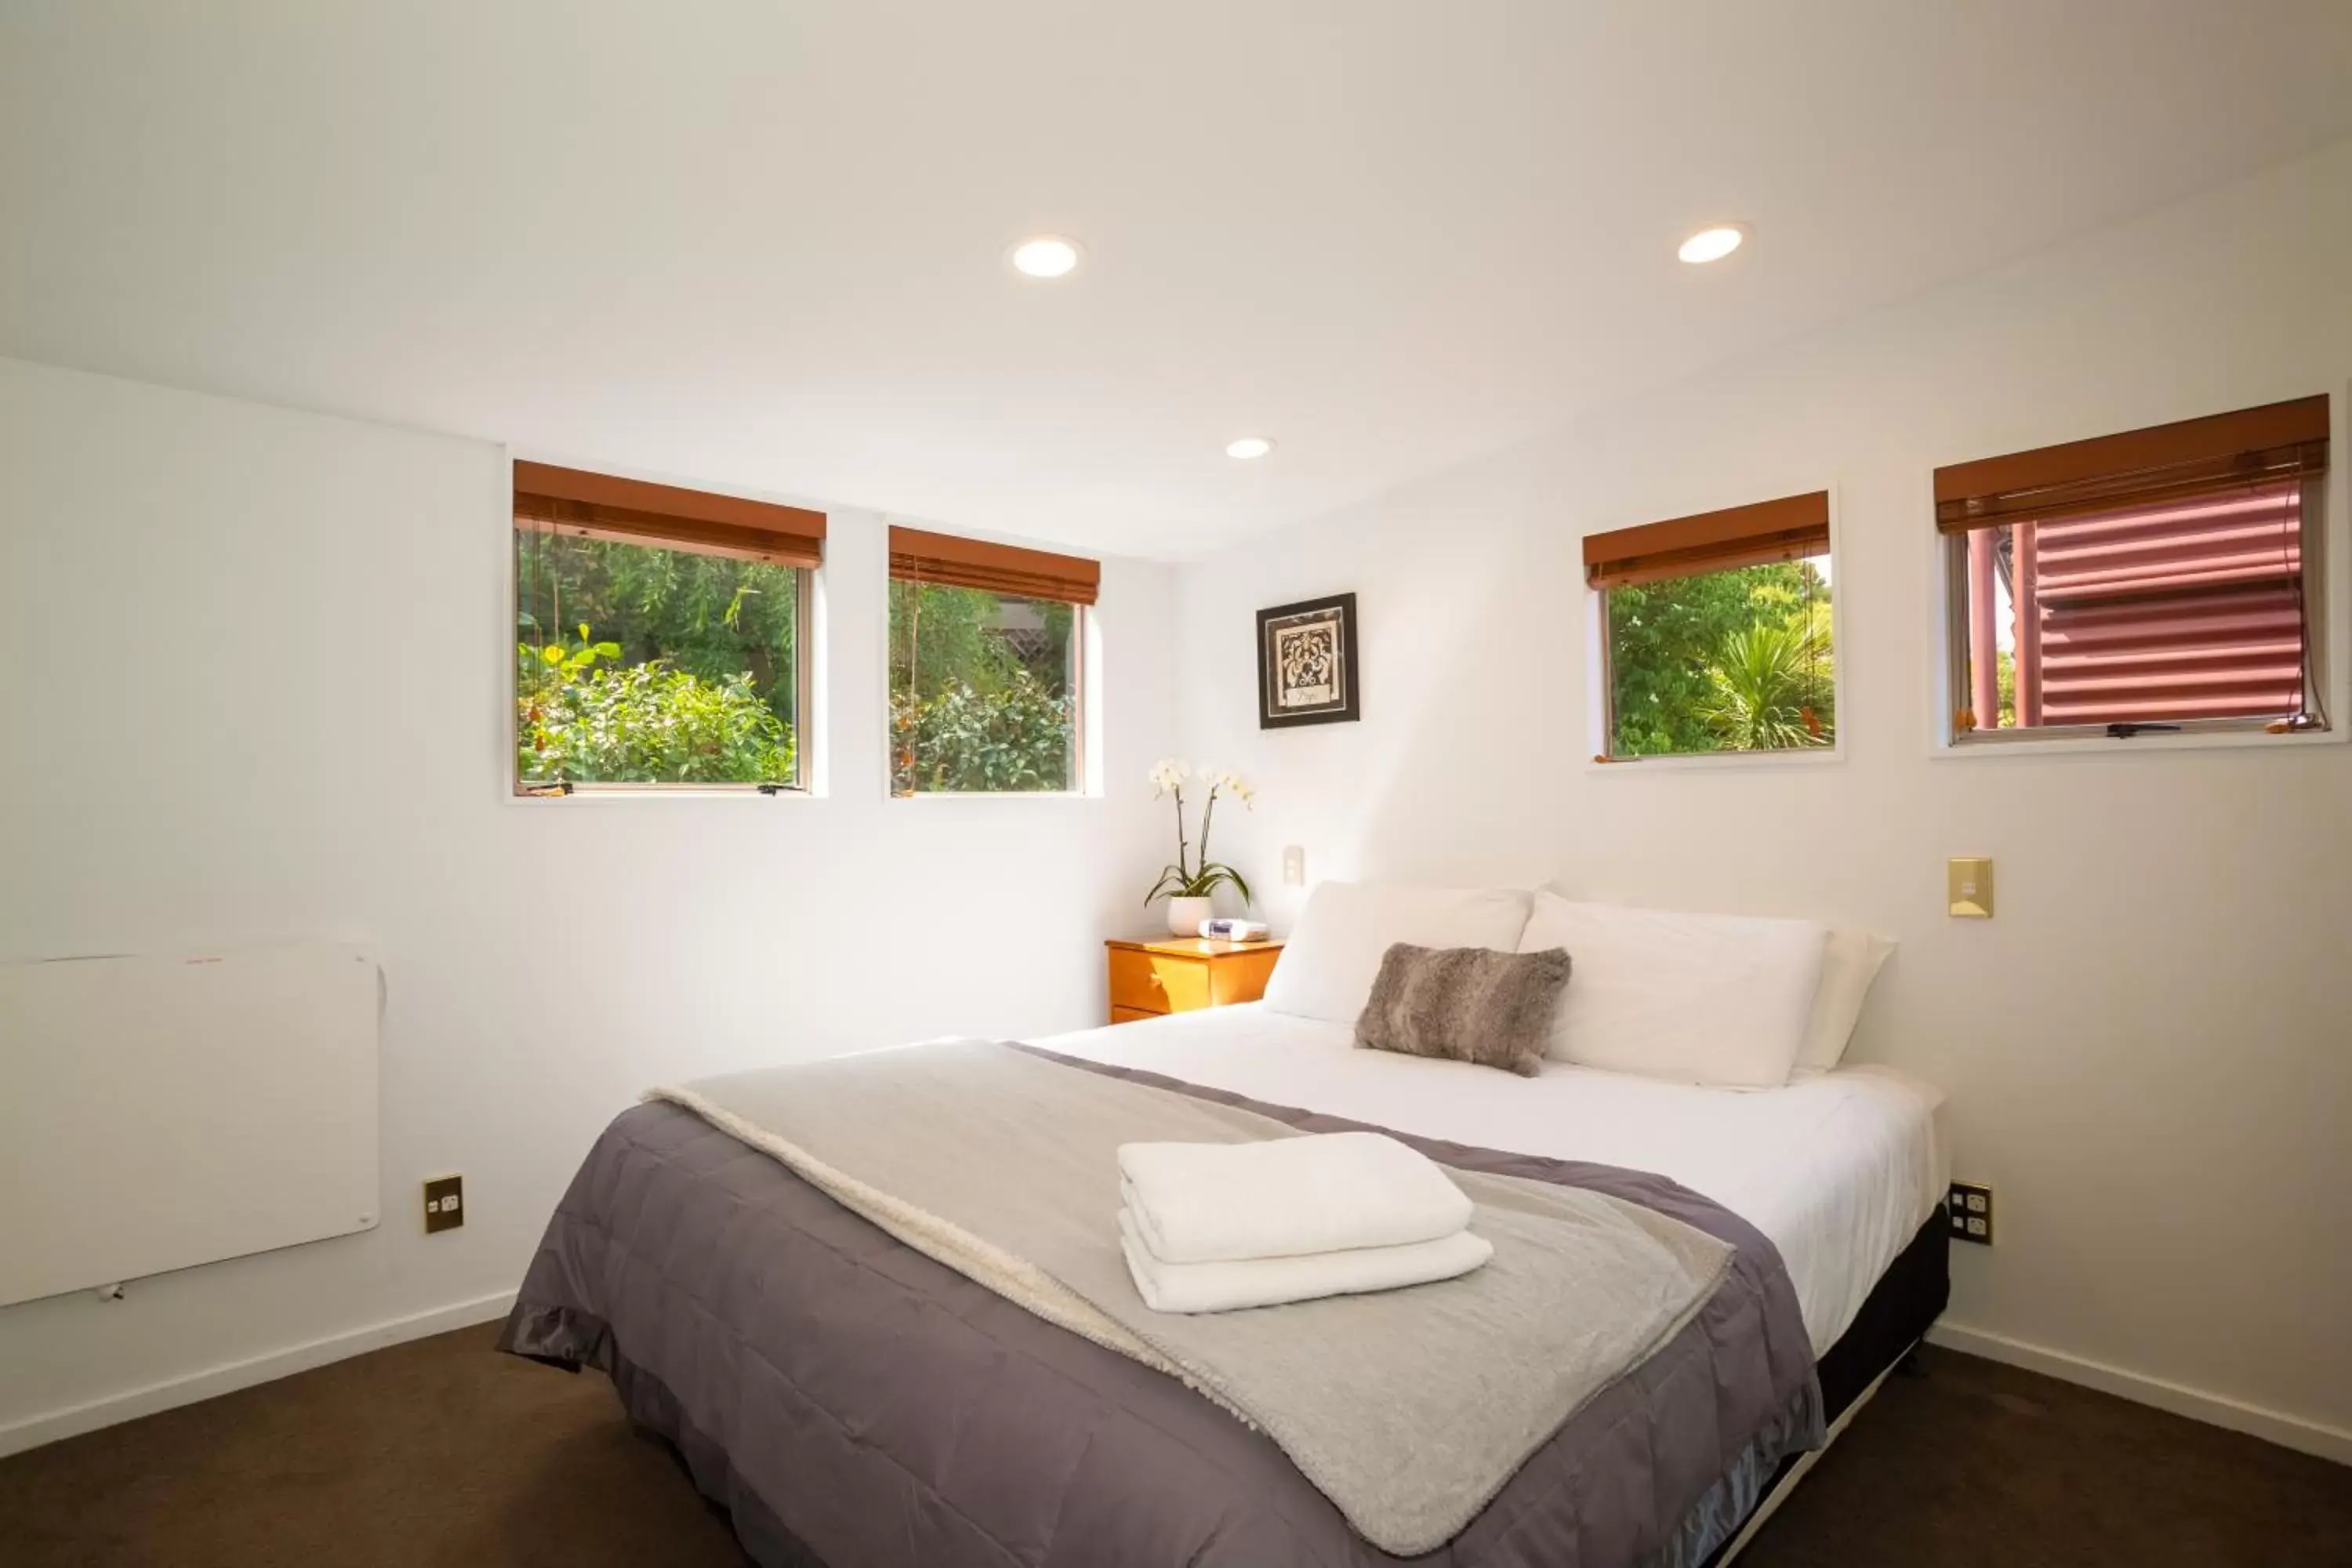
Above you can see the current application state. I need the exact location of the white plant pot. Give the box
[1166,895,1215,938]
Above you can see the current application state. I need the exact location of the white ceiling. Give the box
[5,3,2350,561]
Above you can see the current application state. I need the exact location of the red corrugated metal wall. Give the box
[2024,481,2306,725]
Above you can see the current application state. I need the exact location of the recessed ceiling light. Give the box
[1010,235,1084,278]
[1225,436,1276,460]
[1678,224,1748,264]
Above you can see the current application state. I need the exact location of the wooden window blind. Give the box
[1583,491,1831,590]
[514,461,826,568]
[1934,396,2328,533]
[887,525,1101,605]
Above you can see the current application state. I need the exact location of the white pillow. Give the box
[1517,894,1826,1088]
[1793,928,1896,1074]
[1262,882,1534,1025]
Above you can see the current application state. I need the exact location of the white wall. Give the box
[1174,140,2352,1451]
[0,358,1178,1447]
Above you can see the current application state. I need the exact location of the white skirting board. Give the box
[0,1290,517,1460]
[9,1301,2343,1489]
[1927,1320,2352,1467]
[1715,1319,2352,1565]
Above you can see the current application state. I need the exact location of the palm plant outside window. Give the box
[1605,557,1835,756]
[1588,492,1837,759]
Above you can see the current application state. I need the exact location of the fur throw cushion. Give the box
[1353,943,1571,1077]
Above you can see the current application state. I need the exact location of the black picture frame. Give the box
[1256,592,1359,728]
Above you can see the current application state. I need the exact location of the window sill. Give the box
[1584,746,1846,775]
[507,786,820,803]
[1929,726,2342,761]
[886,790,1102,802]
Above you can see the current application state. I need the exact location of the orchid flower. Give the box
[1144,761,1254,910]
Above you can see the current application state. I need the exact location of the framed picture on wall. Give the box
[1256,592,1359,728]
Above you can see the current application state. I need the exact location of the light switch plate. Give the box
[1948,857,1994,918]
[1282,845,1306,887]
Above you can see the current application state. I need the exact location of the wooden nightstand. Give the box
[1105,938,1285,1025]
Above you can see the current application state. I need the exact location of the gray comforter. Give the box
[652,1041,1733,1555]
[501,1047,1822,1567]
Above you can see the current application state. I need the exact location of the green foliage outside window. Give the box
[1607,559,1835,757]
[889,580,1077,793]
[517,632,794,785]
[514,533,800,786]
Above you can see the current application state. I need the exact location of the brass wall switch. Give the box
[423,1174,464,1234]
[1948,857,1994,918]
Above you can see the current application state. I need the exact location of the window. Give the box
[1936,397,2329,743]
[1587,492,1837,759]
[512,463,824,793]
[887,526,1097,795]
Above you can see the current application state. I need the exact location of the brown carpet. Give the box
[2,1327,2345,1567]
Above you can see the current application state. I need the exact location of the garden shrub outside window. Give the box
[1588,491,1837,760]
[513,463,824,794]
[887,525,1098,795]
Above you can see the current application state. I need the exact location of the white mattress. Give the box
[1032,1004,1947,1356]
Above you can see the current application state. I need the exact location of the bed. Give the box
[1042,1004,1953,1563]
[1040,1004,1949,1365]
[500,996,1947,1568]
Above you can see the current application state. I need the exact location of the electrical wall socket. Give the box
[423,1174,465,1234]
[1947,1181,1993,1245]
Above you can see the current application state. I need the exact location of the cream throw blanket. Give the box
[650,1040,1731,1557]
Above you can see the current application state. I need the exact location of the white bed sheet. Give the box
[1031,1003,1947,1356]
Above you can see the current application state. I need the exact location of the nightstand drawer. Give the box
[1108,948,1210,1014]
[1103,938,1286,1027]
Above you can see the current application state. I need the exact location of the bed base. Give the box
[1702,1203,1952,1566]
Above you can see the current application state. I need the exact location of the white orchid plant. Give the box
[1145,759,1255,909]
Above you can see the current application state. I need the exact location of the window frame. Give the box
[882,583,1094,801]
[1936,479,2328,750]
[1930,397,2336,757]
[882,525,1100,800]
[506,460,823,800]
[1585,485,1848,771]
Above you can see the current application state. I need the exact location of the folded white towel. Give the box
[1119,1209,1493,1314]
[1117,1131,1474,1264]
